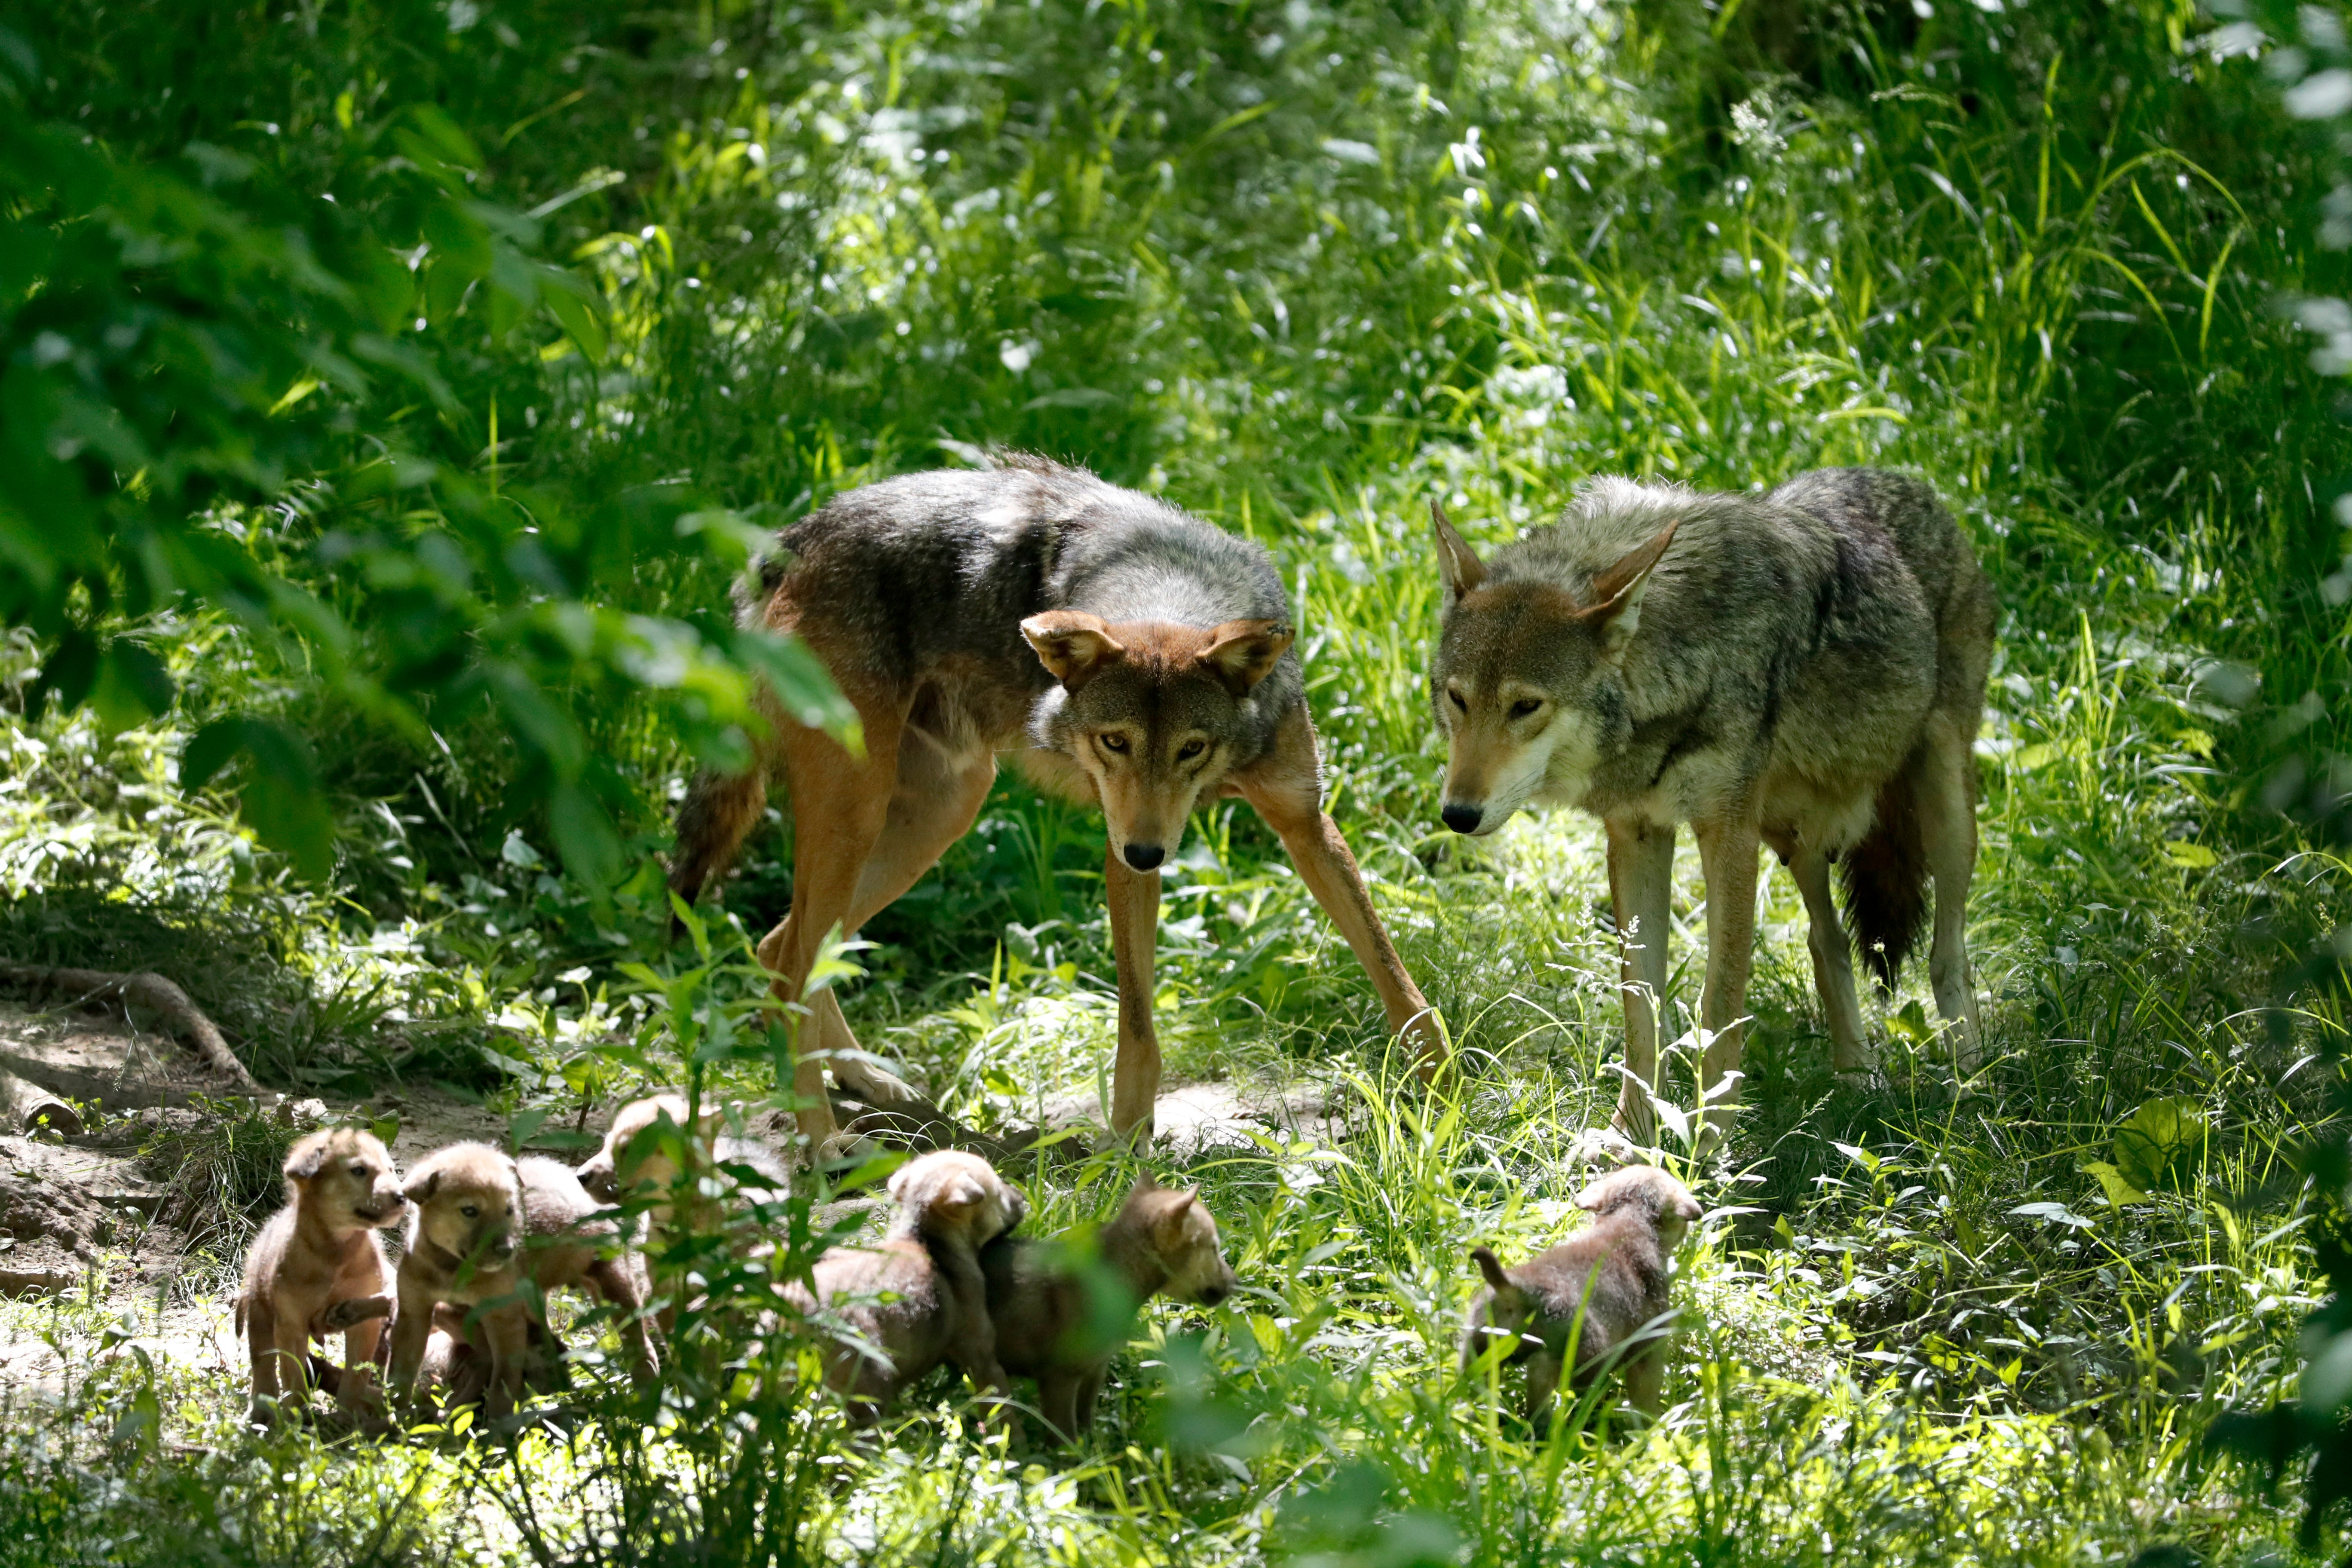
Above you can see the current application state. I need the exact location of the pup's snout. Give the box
[1123,842,1166,872]
[579,1164,614,1202]
[1195,1281,1230,1308]
[1441,803,1483,835]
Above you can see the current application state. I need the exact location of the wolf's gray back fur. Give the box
[674,458,1300,902]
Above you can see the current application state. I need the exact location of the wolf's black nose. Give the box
[1441,804,1483,834]
[1123,842,1166,871]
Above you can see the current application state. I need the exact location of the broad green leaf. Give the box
[2113,1096,2206,1192]
[733,627,859,749]
[2082,1159,2152,1207]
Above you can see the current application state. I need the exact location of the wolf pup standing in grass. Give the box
[1460,1164,1703,1426]
[671,455,1444,1154]
[236,1126,406,1426]
[1430,469,1993,1143]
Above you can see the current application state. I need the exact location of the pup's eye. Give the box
[350,1163,367,1177]
[1177,739,1206,761]
[460,1204,479,1219]
[1448,690,1469,714]
[1510,698,1543,719]
[1100,733,1128,753]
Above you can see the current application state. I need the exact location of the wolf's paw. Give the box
[322,1294,393,1332]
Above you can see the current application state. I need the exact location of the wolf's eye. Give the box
[460,1204,480,1219]
[1447,689,1469,714]
[350,1163,368,1178]
[1177,739,1206,761]
[1100,733,1128,753]
[1510,698,1543,719]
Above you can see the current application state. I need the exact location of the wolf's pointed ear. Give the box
[1022,611,1127,692]
[1432,500,1487,603]
[1470,1245,1513,1292]
[1129,1170,1164,1198]
[1198,619,1293,697]
[402,1170,441,1204]
[1582,519,1678,658]
[284,1135,328,1182]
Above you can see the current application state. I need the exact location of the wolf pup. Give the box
[1460,1164,1703,1425]
[1430,469,1994,1141]
[669,456,1443,1154]
[785,1149,1026,1423]
[236,1126,406,1424]
[579,1093,791,1249]
[389,1142,659,1416]
[980,1173,1237,1442]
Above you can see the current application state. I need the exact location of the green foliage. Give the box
[1,0,2350,1563]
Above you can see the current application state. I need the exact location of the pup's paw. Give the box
[321,1294,393,1332]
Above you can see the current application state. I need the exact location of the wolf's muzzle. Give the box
[1440,804,1484,835]
[1122,842,1166,871]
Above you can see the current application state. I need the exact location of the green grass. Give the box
[3,0,2349,1562]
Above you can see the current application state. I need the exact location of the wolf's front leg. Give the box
[1238,713,1446,1080]
[1605,818,1674,1143]
[1105,847,1163,1140]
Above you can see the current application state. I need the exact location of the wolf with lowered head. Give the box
[1460,1164,1702,1426]
[668,456,1442,1155]
[1430,469,1993,1142]
[980,1172,1237,1442]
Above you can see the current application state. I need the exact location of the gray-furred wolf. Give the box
[1429,468,1994,1141]
[671,456,1444,1156]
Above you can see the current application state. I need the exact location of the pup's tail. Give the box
[1469,1245,1513,1293]
[667,762,773,920]
[1840,757,1930,992]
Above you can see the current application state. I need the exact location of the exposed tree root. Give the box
[0,962,260,1092]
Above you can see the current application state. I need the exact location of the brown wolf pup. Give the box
[236,1127,406,1425]
[1460,1165,1703,1427]
[784,1149,1026,1423]
[1430,469,1994,1143]
[579,1092,793,1331]
[668,457,1443,1155]
[388,1142,658,1416]
[980,1173,1237,1442]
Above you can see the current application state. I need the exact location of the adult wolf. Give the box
[1428,468,1992,1142]
[673,456,1442,1157]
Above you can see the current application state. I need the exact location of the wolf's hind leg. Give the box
[1605,818,1674,1143]
[813,745,998,1111]
[1785,843,1868,1075]
[1911,721,1983,1071]
[1691,813,1760,1145]
[764,704,906,1155]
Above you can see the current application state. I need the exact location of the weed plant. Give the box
[1,0,2348,1563]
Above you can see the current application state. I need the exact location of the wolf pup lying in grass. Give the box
[787,1149,1028,1424]
[1461,1164,1703,1427]
[981,1173,1237,1442]
[236,1126,406,1426]
[669,455,1443,1155]
[1430,469,1993,1143]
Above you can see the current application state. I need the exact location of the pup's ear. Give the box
[1674,1191,1703,1222]
[1153,1191,1201,1246]
[1432,500,1487,602]
[402,1170,441,1204]
[1573,1179,1609,1213]
[1198,619,1293,697]
[1470,1245,1513,1293]
[1129,1170,1164,1197]
[1580,519,1678,658]
[1022,611,1127,692]
[283,1136,328,1182]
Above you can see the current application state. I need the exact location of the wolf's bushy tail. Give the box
[668,763,773,910]
[1840,759,1929,992]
